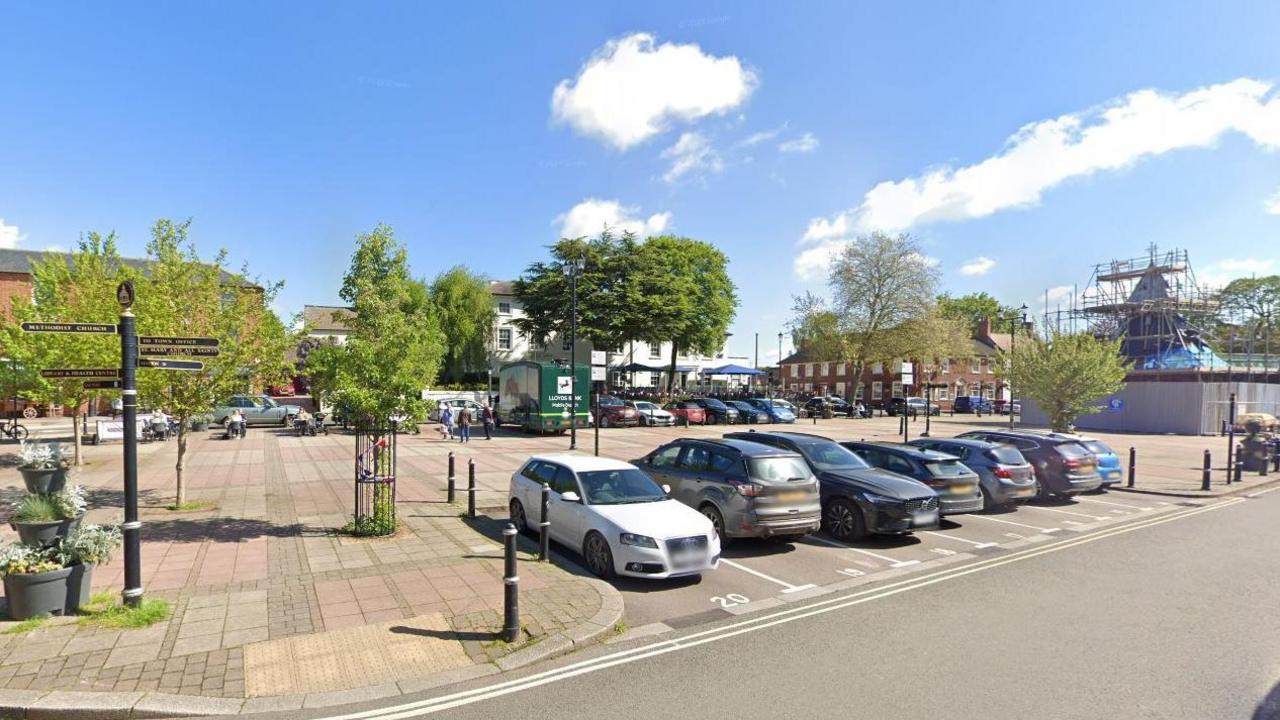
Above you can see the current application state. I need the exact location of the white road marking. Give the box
[719,559,816,593]
[920,531,998,549]
[1246,485,1280,498]
[1024,505,1109,521]
[963,514,1059,533]
[931,548,957,556]
[325,498,1244,720]
[1073,497,1151,511]
[1003,532,1024,540]
[804,535,920,567]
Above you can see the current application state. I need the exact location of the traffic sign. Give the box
[40,368,120,379]
[139,336,219,348]
[22,322,117,334]
[138,359,204,371]
[83,380,122,390]
[139,346,220,357]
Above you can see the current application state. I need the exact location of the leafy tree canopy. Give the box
[937,292,1025,334]
[429,266,496,384]
[1007,331,1129,432]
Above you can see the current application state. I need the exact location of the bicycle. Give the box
[0,417,29,441]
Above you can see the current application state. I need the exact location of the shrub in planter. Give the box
[0,544,69,620]
[190,414,213,432]
[9,486,86,546]
[54,524,122,611]
[16,441,71,494]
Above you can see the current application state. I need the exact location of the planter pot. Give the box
[3,566,72,620]
[192,422,208,432]
[64,563,93,612]
[18,467,67,494]
[10,514,83,547]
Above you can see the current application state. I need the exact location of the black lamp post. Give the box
[776,332,783,399]
[1010,304,1028,429]
[565,256,584,450]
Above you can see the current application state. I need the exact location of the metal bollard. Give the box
[502,523,520,643]
[1201,450,1211,491]
[447,452,456,504]
[1262,454,1269,477]
[1127,447,1136,488]
[1220,419,1226,437]
[467,459,476,518]
[1273,447,1280,473]
[1234,457,1243,484]
[539,483,551,562]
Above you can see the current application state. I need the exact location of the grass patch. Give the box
[164,501,215,512]
[612,620,626,634]
[2,615,50,635]
[78,597,171,629]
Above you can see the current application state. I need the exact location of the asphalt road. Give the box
[291,487,1280,720]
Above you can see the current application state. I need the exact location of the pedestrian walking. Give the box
[440,406,454,440]
[457,405,472,443]
[481,403,495,440]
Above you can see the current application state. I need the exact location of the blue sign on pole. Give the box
[1107,397,1125,413]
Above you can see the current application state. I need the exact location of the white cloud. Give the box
[735,123,787,148]
[550,33,758,151]
[779,132,819,153]
[959,256,997,276]
[1045,285,1075,303]
[661,131,724,184]
[1199,257,1277,289]
[1217,257,1275,274]
[1265,187,1280,215]
[556,198,672,239]
[0,219,23,249]
[797,78,1280,279]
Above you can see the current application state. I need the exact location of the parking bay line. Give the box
[1022,505,1109,521]
[718,559,816,594]
[803,535,921,568]
[919,531,997,549]
[1072,496,1150,511]
[963,514,1059,533]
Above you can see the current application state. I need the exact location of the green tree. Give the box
[429,266,496,384]
[132,218,296,506]
[319,224,445,427]
[3,234,127,466]
[1007,331,1129,432]
[937,292,1024,334]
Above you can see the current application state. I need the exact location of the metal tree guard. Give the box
[353,425,397,535]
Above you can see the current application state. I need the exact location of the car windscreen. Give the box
[1055,442,1090,459]
[578,469,667,505]
[798,442,870,471]
[1082,440,1113,456]
[772,400,795,411]
[985,446,1025,465]
[598,397,623,406]
[634,402,656,411]
[925,459,971,476]
[748,456,812,482]
[702,398,728,411]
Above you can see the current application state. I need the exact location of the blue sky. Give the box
[2,1,1279,362]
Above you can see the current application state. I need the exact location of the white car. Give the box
[508,454,720,580]
[626,400,675,427]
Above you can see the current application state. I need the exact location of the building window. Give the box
[941,358,951,374]
[836,363,845,376]
[805,363,814,377]
[497,328,512,350]
[835,382,845,396]
[892,382,903,398]
[649,344,662,360]
[872,362,883,375]
[498,301,512,315]
[956,380,967,397]
[935,386,949,401]
[790,365,798,377]
[871,381,883,400]
[986,357,995,374]
[821,363,829,376]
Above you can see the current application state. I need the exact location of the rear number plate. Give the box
[776,491,808,502]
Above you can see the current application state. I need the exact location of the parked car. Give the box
[994,399,1022,415]
[689,397,739,424]
[908,437,1036,509]
[663,401,707,426]
[1059,434,1123,488]
[841,441,983,515]
[885,397,938,417]
[593,395,640,428]
[634,438,821,542]
[952,395,993,414]
[803,397,853,418]
[746,398,797,423]
[507,454,720,579]
[429,398,483,422]
[905,397,940,416]
[213,395,303,426]
[723,431,940,541]
[725,400,770,424]
[626,400,675,427]
[956,429,1103,499]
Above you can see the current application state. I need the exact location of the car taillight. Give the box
[925,478,948,489]
[730,480,762,497]
[1064,458,1081,470]
[993,467,1012,479]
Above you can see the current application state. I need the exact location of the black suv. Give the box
[723,431,939,541]
[841,441,983,515]
[689,398,739,424]
[956,429,1102,499]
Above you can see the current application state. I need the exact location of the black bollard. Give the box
[539,483,551,562]
[467,459,476,518]
[1202,450,1211,491]
[447,451,456,504]
[1127,447,1136,488]
[1234,457,1243,484]
[502,523,520,643]
[1273,447,1279,473]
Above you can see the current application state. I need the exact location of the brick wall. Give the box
[0,272,32,321]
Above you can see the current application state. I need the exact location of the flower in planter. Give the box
[49,485,87,519]
[10,485,87,522]
[54,525,122,566]
[0,544,63,576]
[16,441,71,470]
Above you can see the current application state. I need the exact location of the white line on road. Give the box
[1024,505,1109,520]
[326,498,1244,720]
[1247,485,1280,498]
[804,535,920,567]
[719,559,815,593]
[1073,496,1151,511]
[920,531,998,549]
[963,514,1059,533]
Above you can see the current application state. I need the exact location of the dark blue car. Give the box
[952,395,992,414]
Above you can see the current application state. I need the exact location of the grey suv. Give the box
[633,438,820,543]
[957,429,1102,499]
[213,395,303,426]
[909,437,1036,509]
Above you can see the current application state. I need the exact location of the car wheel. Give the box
[823,498,867,541]
[700,504,730,546]
[583,532,615,579]
[510,499,530,536]
[601,415,610,428]
[1035,480,1055,502]
[979,486,996,512]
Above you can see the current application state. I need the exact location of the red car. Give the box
[593,395,640,428]
[663,401,706,425]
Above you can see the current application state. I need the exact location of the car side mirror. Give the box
[662,484,671,494]
[560,491,581,503]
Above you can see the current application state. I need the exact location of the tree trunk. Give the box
[71,409,82,467]
[667,343,678,394]
[175,424,188,507]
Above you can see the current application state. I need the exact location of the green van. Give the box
[496,361,591,433]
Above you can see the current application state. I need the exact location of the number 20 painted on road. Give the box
[710,593,749,609]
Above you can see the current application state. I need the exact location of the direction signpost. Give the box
[140,346,219,357]
[21,322,117,334]
[137,359,204,371]
[139,336,219,348]
[83,380,122,390]
[40,368,120,379]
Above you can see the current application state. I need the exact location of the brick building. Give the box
[779,318,1017,410]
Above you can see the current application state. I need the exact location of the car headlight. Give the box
[619,533,658,548]
[864,493,901,508]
